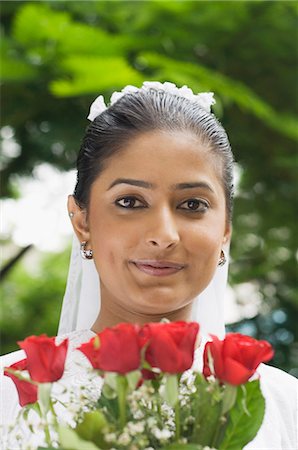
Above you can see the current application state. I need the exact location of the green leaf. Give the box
[161,444,204,450]
[104,372,117,391]
[219,380,265,450]
[0,50,38,82]
[102,382,117,400]
[50,56,143,97]
[13,4,71,46]
[139,52,298,141]
[75,410,108,448]
[37,447,63,450]
[58,425,101,450]
[126,369,141,391]
[37,447,60,449]
[13,3,130,56]
[190,373,223,445]
[221,384,238,415]
[37,447,64,450]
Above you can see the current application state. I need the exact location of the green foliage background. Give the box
[1,1,297,376]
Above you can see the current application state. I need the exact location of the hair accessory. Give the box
[87,81,216,121]
[218,249,227,267]
[80,241,93,260]
[87,95,106,121]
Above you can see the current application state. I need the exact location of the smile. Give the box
[131,260,185,277]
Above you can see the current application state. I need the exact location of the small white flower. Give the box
[153,427,172,441]
[105,432,117,442]
[87,95,107,121]
[87,81,216,121]
[162,81,177,93]
[147,417,157,428]
[127,421,145,434]
[118,431,131,445]
[122,85,139,95]
[110,85,139,104]
[132,409,145,420]
[195,92,216,113]
[142,81,215,113]
[179,85,194,100]
[143,81,164,91]
[110,91,124,104]
[203,447,218,450]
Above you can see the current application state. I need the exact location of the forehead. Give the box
[94,130,223,193]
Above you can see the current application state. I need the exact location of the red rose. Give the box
[140,321,199,374]
[203,333,274,386]
[18,335,68,383]
[78,323,141,374]
[4,358,38,407]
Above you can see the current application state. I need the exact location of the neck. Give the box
[91,292,193,334]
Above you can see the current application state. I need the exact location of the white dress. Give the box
[1,330,297,450]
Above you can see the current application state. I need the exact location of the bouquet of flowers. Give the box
[4,321,274,450]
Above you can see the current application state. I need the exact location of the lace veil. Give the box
[58,82,230,339]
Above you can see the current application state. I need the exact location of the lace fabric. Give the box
[1,330,101,449]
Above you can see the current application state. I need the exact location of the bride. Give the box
[1,82,297,449]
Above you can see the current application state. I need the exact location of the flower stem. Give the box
[44,422,52,447]
[50,401,59,428]
[36,401,52,446]
[175,401,180,440]
[117,375,127,429]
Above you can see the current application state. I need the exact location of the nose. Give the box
[145,206,180,250]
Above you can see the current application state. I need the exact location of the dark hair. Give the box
[74,88,234,220]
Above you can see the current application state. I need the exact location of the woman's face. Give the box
[72,130,230,318]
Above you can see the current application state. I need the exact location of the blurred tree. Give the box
[1,1,297,372]
[0,247,70,355]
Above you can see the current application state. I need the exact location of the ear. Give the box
[223,222,232,247]
[67,195,90,243]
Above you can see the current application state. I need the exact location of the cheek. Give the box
[183,220,225,282]
[185,219,224,253]
[89,216,135,268]
[184,225,223,293]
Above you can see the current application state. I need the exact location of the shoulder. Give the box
[257,362,298,402]
[0,329,98,427]
[251,363,297,449]
[0,329,95,368]
[257,363,297,419]
[0,348,25,368]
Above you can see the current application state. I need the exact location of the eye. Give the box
[179,199,209,213]
[115,196,146,209]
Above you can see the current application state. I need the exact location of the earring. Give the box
[69,212,74,218]
[218,249,227,267]
[80,241,93,260]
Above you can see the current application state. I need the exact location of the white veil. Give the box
[58,236,229,338]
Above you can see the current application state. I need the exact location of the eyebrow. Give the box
[108,178,215,193]
[174,182,215,193]
[108,178,154,190]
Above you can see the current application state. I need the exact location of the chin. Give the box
[133,290,190,314]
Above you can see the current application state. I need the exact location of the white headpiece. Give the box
[58,82,229,339]
[87,81,216,121]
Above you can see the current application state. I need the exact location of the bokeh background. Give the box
[1,1,297,376]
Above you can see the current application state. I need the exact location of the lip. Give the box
[130,259,186,277]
